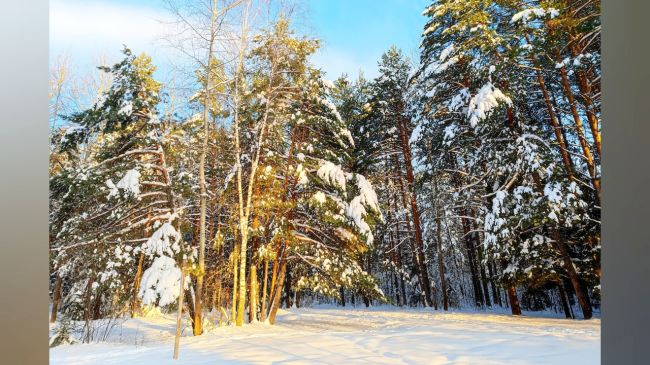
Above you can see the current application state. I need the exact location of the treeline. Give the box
[48,0,600,339]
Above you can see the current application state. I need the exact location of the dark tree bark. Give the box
[505,283,522,316]
[557,280,573,319]
[487,261,502,307]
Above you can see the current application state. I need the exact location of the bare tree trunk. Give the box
[193,0,219,336]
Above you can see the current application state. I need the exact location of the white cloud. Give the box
[50,0,171,64]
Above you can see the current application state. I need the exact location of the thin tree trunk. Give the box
[267,126,307,323]
[231,242,239,324]
[432,177,448,311]
[475,236,492,308]
[390,188,407,307]
[130,252,144,318]
[487,260,501,307]
[557,279,573,319]
[194,0,219,337]
[260,256,269,322]
[267,247,287,324]
[569,42,601,157]
[556,53,601,196]
[284,266,293,308]
[527,42,575,180]
[173,265,186,360]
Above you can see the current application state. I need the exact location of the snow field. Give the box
[51,307,600,364]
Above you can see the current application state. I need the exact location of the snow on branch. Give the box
[106,169,141,199]
[142,222,182,258]
[511,8,559,24]
[139,255,186,307]
[467,82,512,127]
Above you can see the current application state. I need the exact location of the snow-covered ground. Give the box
[50,307,600,364]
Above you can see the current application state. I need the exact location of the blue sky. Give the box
[50,0,430,81]
[301,0,429,78]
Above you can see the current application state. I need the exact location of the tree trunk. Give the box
[475,237,492,307]
[505,283,521,316]
[394,157,430,307]
[500,258,521,315]
[390,189,407,307]
[260,256,269,322]
[267,247,287,324]
[556,54,601,197]
[284,266,293,308]
[130,252,144,318]
[50,275,63,323]
[433,188,448,311]
[529,46,575,180]
[551,230,593,319]
[460,211,483,307]
[396,116,433,307]
[248,255,258,323]
[173,266,186,360]
[569,42,601,158]
[487,261,501,307]
[557,280,573,319]
[267,126,306,323]
[193,0,220,337]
